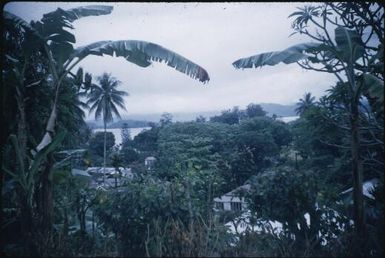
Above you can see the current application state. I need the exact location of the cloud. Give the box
[5,2,337,119]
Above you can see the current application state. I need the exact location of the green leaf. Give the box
[233,43,321,69]
[75,67,84,87]
[3,135,28,190]
[83,72,93,91]
[42,5,113,23]
[51,41,74,67]
[361,74,384,114]
[70,40,210,83]
[5,54,19,64]
[334,26,364,62]
[29,131,67,186]
[38,5,113,67]
[3,167,19,182]
[4,11,42,38]
[46,30,76,43]
[4,11,44,56]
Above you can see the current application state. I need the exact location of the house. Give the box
[85,167,134,188]
[55,149,135,189]
[145,156,156,170]
[339,178,381,223]
[71,168,92,178]
[86,167,133,177]
[213,184,250,212]
[339,178,380,202]
[55,149,88,169]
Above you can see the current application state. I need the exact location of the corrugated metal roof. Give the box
[340,178,380,199]
[71,168,91,177]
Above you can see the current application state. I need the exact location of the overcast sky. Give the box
[5,2,336,119]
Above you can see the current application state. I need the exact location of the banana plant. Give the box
[2,131,66,217]
[5,5,210,154]
[4,4,210,240]
[232,2,383,236]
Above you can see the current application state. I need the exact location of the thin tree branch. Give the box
[319,139,351,149]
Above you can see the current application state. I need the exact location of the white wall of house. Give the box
[145,157,156,170]
[214,195,248,211]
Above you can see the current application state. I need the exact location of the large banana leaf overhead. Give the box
[4,11,40,36]
[69,40,210,83]
[37,5,114,66]
[4,5,210,83]
[4,5,113,66]
[232,26,365,69]
[232,43,321,69]
[42,5,114,23]
[5,4,210,152]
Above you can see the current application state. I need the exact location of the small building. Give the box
[71,168,92,178]
[214,184,250,212]
[55,149,88,169]
[339,178,380,202]
[145,156,157,170]
[86,167,134,188]
[339,178,381,224]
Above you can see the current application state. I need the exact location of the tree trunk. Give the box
[103,120,107,183]
[92,210,95,237]
[20,191,37,256]
[185,178,195,256]
[15,85,35,254]
[41,153,54,235]
[351,105,365,235]
[80,211,86,235]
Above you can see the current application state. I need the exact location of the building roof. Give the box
[86,167,133,179]
[225,184,251,196]
[145,156,156,161]
[56,149,87,156]
[71,168,91,177]
[214,184,250,202]
[340,178,380,200]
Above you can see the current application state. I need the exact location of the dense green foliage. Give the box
[1,2,384,258]
[233,2,384,256]
[88,132,115,166]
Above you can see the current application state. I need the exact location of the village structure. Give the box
[55,148,381,236]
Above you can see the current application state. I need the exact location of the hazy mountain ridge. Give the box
[259,103,297,117]
[87,119,150,129]
[86,103,297,128]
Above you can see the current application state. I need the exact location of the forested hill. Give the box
[87,119,150,129]
[259,103,296,117]
[86,103,296,128]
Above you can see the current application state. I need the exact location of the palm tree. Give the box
[5,5,209,154]
[86,73,128,182]
[295,92,316,115]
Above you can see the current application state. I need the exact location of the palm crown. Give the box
[295,92,316,115]
[87,73,128,124]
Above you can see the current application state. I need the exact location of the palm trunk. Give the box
[351,104,365,235]
[103,120,107,183]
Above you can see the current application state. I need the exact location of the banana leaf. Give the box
[69,40,210,83]
[233,43,321,69]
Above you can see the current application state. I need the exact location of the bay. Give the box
[93,127,150,146]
